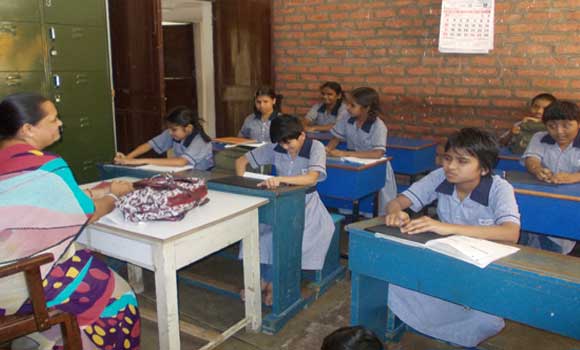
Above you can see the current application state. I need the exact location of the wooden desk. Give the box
[497,147,526,172]
[386,136,437,180]
[507,171,580,241]
[347,218,580,342]
[78,185,268,350]
[318,158,389,218]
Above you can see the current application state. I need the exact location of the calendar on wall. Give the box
[438,0,495,54]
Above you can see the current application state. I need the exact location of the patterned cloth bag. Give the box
[117,174,209,222]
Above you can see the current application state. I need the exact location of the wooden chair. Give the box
[0,253,82,349]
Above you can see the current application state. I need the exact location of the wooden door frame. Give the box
[161,0,216,137]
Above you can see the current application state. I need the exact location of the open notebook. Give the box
[366,224,519,268]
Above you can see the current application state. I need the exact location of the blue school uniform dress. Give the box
[304,102,349,126]
[388,168,521,347]
[520,131,580,254]
[245,139,335,270]
[147,130,214,170]
[238,111,280,143]
[330,116,397,215]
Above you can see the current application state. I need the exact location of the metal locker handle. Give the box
[49,27,56,40]
[53,74,61,88]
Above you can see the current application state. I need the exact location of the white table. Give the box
[77,185,268,350]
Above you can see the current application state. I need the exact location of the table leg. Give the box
[242,209,262,331]
[153,243,180,350]
[350,271,389,341]
[127,264,144,294]
[352,199,360,221]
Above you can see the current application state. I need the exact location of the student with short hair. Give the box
[114,106,213,169]
[499,93,556,153]
[520,100,580,254]
[304,81,349,132]
[235,114,335,305]
[326,87,397,215]
[384,128,520,347]
[321,326,383,350]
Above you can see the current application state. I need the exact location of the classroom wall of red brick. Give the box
[272,0,580,141]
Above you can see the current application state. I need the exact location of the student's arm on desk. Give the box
[524,157,553,182]
[385,195,520,243]
[402,219,519,243]
[551,171,580,184]
[305,123,334,132]
[259,171,319,189]
[385,195,412,227]
[116,156,189,167]
[115,143,152,162]
[325,137,341,152]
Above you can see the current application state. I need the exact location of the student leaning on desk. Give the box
[519,100,580,255]
[0,93,140,350]
[234,114,335,306]
[384,128,520,348]
[114,106,214,170]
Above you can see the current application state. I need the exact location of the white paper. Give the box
[224,141,267,149]
[439,0,494,54]
[136,164,192,173]
[242,172,273,181]
[341,156,388,165]
[426,235,519,268]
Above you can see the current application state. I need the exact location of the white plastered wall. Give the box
[161,0,216,137]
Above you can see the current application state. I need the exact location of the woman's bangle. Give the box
[105,193,119,201]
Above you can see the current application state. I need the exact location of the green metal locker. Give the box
[46,25,108,71]
[0,0,116,183]
[43,0,106,26]
[0,1,41,22]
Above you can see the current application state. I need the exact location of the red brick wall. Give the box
[272,0,580,141]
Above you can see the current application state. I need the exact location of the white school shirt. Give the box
[304,102,349,126]
[237,111,280,143]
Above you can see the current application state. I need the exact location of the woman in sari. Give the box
[0,93,140,350]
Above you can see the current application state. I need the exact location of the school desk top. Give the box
[496,147,526,172]
[506,171,580,202]
[386,136,437,150]
[347,217,580,341]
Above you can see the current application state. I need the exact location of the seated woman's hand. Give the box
[114,152,126,162]
[110,180,134,197]
[385,211,410,227]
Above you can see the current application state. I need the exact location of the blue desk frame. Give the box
[509,177,580,241]
[386,136,437,180]
[318,158,388,218]
[347,218,580,342]
[497,147,526,172]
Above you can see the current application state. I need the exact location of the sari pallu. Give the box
[0,144,140,350]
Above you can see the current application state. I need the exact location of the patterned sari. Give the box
[0,144,140,350]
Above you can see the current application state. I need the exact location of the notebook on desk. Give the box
[366,224,519,268]
[366,224,439,247]
[504,171,554,186]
